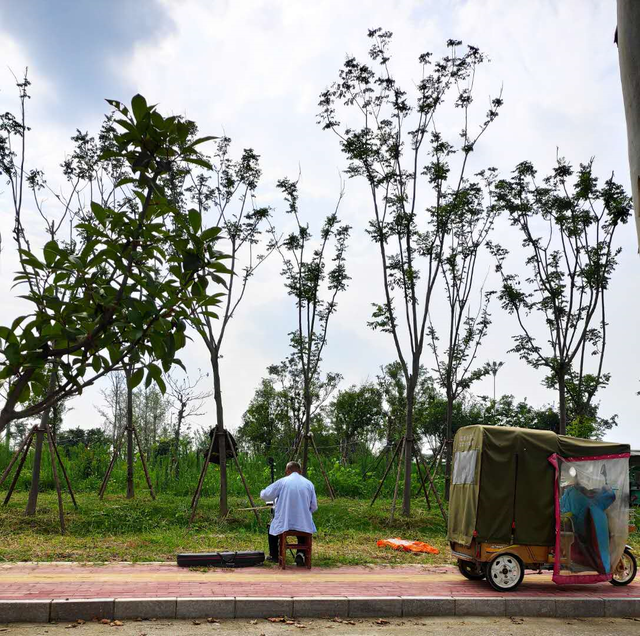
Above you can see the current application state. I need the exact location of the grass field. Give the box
[1,492,637,566]
[0,492,453,565]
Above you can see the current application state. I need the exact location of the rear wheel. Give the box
[487,553,524,592]
[610,548,637,586]
[458,559,486,580]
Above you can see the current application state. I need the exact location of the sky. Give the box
[0,0,638,448]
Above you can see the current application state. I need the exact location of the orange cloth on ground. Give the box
[376,538,439,554]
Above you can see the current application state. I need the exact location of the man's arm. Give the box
[260,479,282,502]
[309,485,318,513]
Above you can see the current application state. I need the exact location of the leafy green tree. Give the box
[184,136,276,517]
[319,30,502,515]
[57,427,110,449]
[489,159,631,434]
[330,383,384,463]
[238,378,289,454]
[0,85,227,433]
[0,82,228,514]
[481,394,559,431]
[376,362,438,449]
[427,168,498,497]
[276,178,350,474]
[415,394,484,447]
[237,359,341,456]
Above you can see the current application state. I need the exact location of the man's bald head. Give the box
[286,461,302,475]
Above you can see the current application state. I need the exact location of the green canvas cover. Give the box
[448,425,629,547]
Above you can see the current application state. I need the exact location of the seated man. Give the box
[260,461,318,566]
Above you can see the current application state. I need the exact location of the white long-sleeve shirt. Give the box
[260,472,318,536]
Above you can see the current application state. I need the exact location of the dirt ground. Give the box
[2,617,640,636]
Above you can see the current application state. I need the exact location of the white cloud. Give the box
[0,0,638,449]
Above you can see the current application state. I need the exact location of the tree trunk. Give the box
[125,365,135,499]
[173,403,184,479]
[444,391,454,501]
[617,0,640,247]
[558,372,567,435]
[4,422,9,451]
[401,380,415,517]
[211,351,227,518]
[301,384,312,476]
[25,372,57,516]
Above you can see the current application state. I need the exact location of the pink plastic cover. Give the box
[549,453,630,585]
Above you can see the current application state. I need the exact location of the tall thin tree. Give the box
[319,30,502,514]
[276,177,350,474]
[186,137,276,517]
[489,159,631,434]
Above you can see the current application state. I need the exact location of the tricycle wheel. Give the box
[610,548,637,586]
[487,553,524,592]
[457,559,486,580]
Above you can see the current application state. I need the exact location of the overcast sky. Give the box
[0,0,638,448]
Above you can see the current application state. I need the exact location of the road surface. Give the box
[2,616,640,635]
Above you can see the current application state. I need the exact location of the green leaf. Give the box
[43,240,59,266]
[155,375,166,394]
[188,209,202,234]
[92,355,102,374]
[201,226,221,242]
[184,157,213,170]
[115,177,138,188]
[91,201,108,227]
[17,382,30,404]
[131,94,148,122]
[4,343,20,365]
[147,362,162,381]
[10,315,27,332]
[129,367,145,389]
[189,135,219,148]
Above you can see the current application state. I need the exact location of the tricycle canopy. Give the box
[447,425,630,547]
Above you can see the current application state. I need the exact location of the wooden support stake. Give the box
[309,433,335,501]
[3,432,33,506]
[45,422,66,534]
[289,430,303,463]
[429,440,445,479]
[415,447,447,524]
[0,426,35,488]
[99,426,126,499]
[389,440,405,523]
[370,437,404,507]
[189,428,217,523]
[414,448,431,511]
[226,431,261,526]
[361,445,387,480]
[133,424,156,500]
[50,431,78,509]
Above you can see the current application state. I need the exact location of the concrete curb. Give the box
[0,596,639,623]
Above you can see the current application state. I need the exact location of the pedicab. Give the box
[448,425,637,592]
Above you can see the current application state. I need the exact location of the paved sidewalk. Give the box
[0,562,638,600]
[0,563,638,622]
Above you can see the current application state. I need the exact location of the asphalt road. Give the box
[2,617,640,635]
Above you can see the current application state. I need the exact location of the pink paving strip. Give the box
[0,563,638,600]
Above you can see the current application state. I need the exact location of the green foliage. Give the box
[330,384,383,462]
[277,178,350,433]
[0,86,230,432]
[488,158,631,431]
[0,491,457,566]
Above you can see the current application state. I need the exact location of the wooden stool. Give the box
[279,531,312,570]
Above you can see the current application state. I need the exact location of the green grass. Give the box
[1,445,637,567]
[0,492,451,565]
[0,491,637,566]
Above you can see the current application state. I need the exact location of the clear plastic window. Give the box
[555,456,629,582]
[452,450,478,485]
